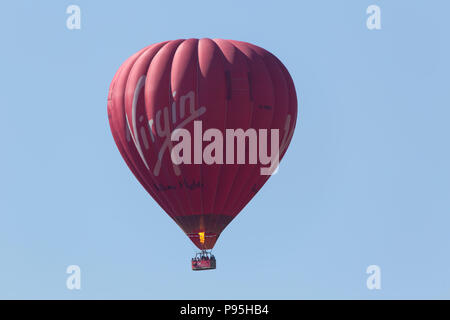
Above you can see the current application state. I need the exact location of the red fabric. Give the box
[107,39,298,249]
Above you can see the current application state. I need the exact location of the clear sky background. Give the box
[1,1,449,299]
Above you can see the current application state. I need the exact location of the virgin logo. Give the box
[127,76,206,177]
[127,76,292,177]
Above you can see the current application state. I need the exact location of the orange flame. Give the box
[199,232,205,244]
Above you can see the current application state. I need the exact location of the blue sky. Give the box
[1,0,449,299]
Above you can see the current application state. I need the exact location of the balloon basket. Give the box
[191,250,216,271]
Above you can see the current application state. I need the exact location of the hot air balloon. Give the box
[107,38,297,270]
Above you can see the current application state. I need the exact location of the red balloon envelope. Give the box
[107,38,297,250]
